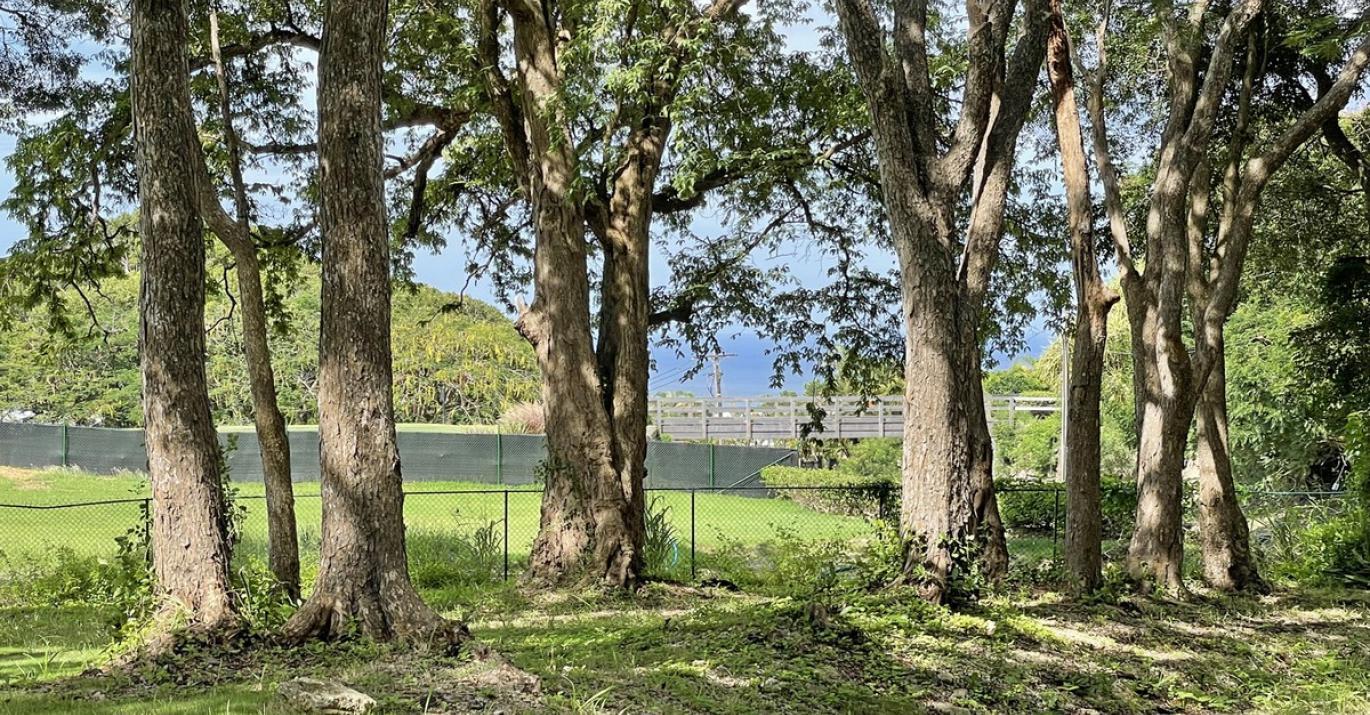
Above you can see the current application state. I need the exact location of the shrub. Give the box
[499,401,545,434]
[1265,412,1370,587]
[760,465,894,518]
[836,438,901,481]
[994,476,1137,538]
[642,495,682,578]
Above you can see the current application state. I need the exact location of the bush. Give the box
[498,401,545,434]
[1265,412,1370,587]
[642,495,682,578]
[836,439,901,481]
[760,465,894,518]
[994,476,1137,538]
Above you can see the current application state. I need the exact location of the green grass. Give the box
[2,585,1368,713]
[9,467,1362,713]
[0,469,871,569]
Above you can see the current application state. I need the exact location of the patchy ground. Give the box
[1,584,1367,713]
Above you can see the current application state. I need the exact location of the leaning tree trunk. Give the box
[130,0,239,635]
[205,10,300,600]
[282,0,463,644]
[1194,336,1265,591]
[234,252,301,598]
[1046,0,1119,593]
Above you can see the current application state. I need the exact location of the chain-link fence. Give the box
[0,422,795,486]
[0,484,1352,587]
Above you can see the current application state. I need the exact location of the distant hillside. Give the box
[0,267,539,427]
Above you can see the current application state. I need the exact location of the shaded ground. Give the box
[1,584,1367,714]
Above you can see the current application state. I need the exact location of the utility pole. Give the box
[708,352,734,398]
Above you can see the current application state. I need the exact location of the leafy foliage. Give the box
[0,260,538,426]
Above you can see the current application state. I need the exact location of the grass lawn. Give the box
[0,468,871,568]
[8,466,1352,713]
[1,583,1367,713]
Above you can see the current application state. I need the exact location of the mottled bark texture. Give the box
[1087,0,1370,594]
[130,0,239,633]
[1187,30,1370,592]
[834,0,1046,602]
[201,10,300,600]
[479,0,744,588]
[281,0,464,643]
[1045,0,1117,593]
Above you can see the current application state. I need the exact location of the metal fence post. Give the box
[61,422,69,468]
[1052,489,1061,558]
[708,444,716,488]
[495,431,504,485]
[503,489,510,581]
[690,489,697,581]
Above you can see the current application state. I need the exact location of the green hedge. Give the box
[760,465,1140,537]
[760,466,894,519]
[994,477,1138,538]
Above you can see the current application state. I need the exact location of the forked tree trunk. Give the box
[1194,337,1265,591]
[834,0,1046,603]
[130,0,239,634]
[489,0,698,588]
[282,0,463,644]
[205,11,300,600]
[1046,0,1118,593]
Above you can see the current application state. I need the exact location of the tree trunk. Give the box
[282,0,463,644]
[497,3,649,589]
[234,252,301,599]
[1046,0,1118,593]
[1194,337,1265,591]
[966,358,1008,580]
[1125,318,1193,595]
[205,10,300,600]
[130,0,239,634]
[898,240,977,603]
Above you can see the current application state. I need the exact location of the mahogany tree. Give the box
[130,0,240,637]
[832,0,1049,601]
[1085,0,1370,593]
[280,0,465,642]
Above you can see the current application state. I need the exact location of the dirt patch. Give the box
[0,466,49,490]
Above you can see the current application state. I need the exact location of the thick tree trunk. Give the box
[500,4,649,589]
[130,0,239,633]
[898,240,977,602]
[234,252,301,599]
[282,0,463,644]
[1194,338,1265,591]
[1046,0,1118,593]
[1125,317,1193,595]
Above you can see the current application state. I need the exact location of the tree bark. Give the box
[1194,342,1265,591]
[835,0,1047,603]
[130,0,239,634]
[498,2,642,587]
[282,0,464,643]
[1045,0,1118,593]
[481,0,744,588]
[205,10,300,600]
[234,253,300,598]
